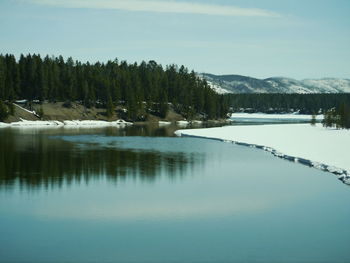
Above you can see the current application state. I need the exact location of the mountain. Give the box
[200,73,350,94]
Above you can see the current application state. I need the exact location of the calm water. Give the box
[0,125,349,263]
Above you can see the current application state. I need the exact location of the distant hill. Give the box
[200,73,350,94]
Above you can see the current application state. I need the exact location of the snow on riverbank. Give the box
[231,113,323,122]
[0,119,132,128]
[175,124,350,185]
[62,120,131,127]
[158,121,171,126]
[13,103,39,117]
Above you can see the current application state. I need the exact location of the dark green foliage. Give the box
[322,103,350,129]
[229,93,350,114]
[0,101,9,121]
[310,114,316,126]
[159,101,169,119]
[7,102,15,115]
[106,95,114,119]
[0,54,229,120]
[230,93,350,129]
[322,109,336,127]
[37,106,44,119]
[338,103,350,128]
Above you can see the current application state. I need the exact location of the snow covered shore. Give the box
[0,119,132,128]
[231,113,324,122]
[175,124,350,185]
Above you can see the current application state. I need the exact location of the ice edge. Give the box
[175,131,350,186]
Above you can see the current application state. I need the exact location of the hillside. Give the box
[2,101,184,123]
[0,54,230,122]
[200,73,350,94]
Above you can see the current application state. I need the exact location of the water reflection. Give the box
[0,128,204,191]
[1,126,350,263]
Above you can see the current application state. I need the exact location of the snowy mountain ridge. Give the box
[199,73,350,94]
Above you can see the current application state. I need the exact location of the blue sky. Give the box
[0,0,349,79]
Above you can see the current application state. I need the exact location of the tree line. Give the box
[322,103,350,129]
[229,93,350,114]
[230,93,350,129]
[0,53,229,121]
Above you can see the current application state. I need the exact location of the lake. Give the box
[0,124,349,263]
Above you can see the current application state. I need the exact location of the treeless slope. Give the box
[5,104,39,123]
[35,102,108,121]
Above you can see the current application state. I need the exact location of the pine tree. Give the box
[106,95,114,119]
[0,101,9,121]
[37,106,44,119]
[310,113,316,126]
[0,53,232,121]
[0,56,5,100]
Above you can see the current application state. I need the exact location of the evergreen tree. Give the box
[0,53,231,121]
[0,57,5,100]
[37,105,44,119]
[338,103,350,129]
[0,101,9,121]
[310,113,316,126]
[106,94,114,119]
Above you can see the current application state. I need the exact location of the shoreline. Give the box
[1,101,230,128]
[0,118,230,129]
[0,119,133,128]
[175,124,350,185]
[230,112,324,122]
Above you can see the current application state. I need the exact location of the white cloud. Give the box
[26,0,280,17]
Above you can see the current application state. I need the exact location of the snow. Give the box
[0,119,132,128]
[231,113,324,122]
[63,120,130,126]
[302,78,350,93]
[13,103,39,117]
[15,100,28,104]
[176,120,190,127]
[206,80,231,94]
[159,121,171,126]
[175,120,204,126]
[200,73,350,94]
[10,119,63,127]
[0,122,10,128]
[175,124,350,184]
[192,120,203,124]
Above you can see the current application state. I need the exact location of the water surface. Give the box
[0,125,349,263]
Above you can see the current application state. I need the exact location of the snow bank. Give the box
[176,120,190,127]
[0,119,132,128]
[158,121,171,126]
[231,113,324,122]
[63,120,131,127]
[10,119,63,127]
[192,120,203,124]
[0,122,10,128]
[175,124,350,185]
[176,120,203,127]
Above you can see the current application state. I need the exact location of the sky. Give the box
[0,0,349,79]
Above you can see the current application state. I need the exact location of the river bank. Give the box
[1,101,230,128]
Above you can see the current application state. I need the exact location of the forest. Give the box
[229,93,350,114]
[0,54,229,121]
[322,103,350,129]
[229,93,350,129]
[1,53,349,127]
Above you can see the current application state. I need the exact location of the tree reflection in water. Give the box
[0,127,204,191]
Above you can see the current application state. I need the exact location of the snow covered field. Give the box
[231,113,324,122]
[175,124,350,185]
